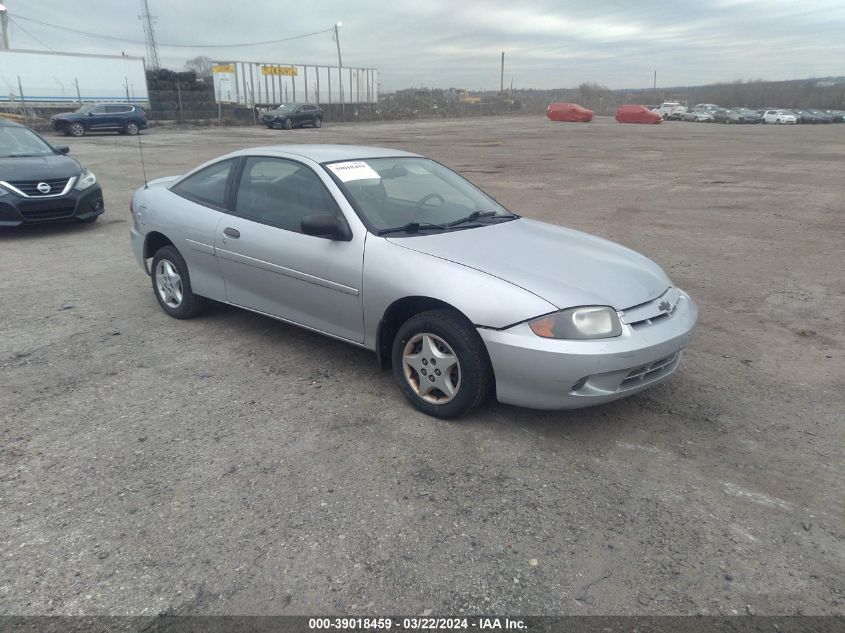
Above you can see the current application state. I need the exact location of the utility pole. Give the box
[0,3,10,50]
[653,70,657,107]
[334,22,344,121]
[139,0,160,71]
[500,52,504,94]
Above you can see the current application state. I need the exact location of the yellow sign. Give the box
[261,65,298,77]
[212,64,235,73]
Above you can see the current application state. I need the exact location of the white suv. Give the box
[762,110,797,124]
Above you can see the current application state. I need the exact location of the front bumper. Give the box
[0,185,104,227]
[479,290,698,410]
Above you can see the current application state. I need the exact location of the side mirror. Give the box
[301,214,349,240]
[55,146,70,155]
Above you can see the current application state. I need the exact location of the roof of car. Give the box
[0,118,25,128]
[233,144,421,163]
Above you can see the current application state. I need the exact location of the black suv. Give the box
[0,119,104,226]
[261,103,324,129]
[51,103,148,137]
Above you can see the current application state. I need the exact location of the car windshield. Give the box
[74,105,94,114]
[329,157,515,233]
[274,104,297,112]
[0,126,55,158]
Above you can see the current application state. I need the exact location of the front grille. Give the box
[622,287,681,330]
[18,198,76,222]
[5,178,71,197]
[629,311,672,330]
[620,353,679,388]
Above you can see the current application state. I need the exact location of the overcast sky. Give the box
[7,1,845,90]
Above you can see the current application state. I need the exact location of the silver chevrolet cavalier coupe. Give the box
[130,145,697,418]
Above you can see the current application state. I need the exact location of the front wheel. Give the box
[391,309,493,419]
[283,118,293,130]
[68,122,85,137]
[150,245,206,319]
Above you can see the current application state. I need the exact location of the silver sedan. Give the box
[130,145,698,418]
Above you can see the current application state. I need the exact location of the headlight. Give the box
[74,168,96,191]
[528,306,622,340]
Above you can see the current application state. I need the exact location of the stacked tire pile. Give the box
[145,69,218,122]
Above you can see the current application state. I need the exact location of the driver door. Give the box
[214,156,366,343]
[86,105,111,130]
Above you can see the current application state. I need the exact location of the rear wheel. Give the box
[68,122,85,137]
[391,309,493,419]
[125,121,140,135]
[150,245,206,319]
[314,117,323,128]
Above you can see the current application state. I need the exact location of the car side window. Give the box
[171,159,234,209]
[234,157,339,233]
[90,106,106,115]
[107,105,132,113]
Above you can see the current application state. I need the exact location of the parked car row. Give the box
[664,102,845,125]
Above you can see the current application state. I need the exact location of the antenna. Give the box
[137,131,148,188]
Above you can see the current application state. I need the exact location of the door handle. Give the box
[223,227,240,239]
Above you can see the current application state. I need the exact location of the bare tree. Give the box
[184,56,213,79]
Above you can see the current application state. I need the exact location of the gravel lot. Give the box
[1,116,843,617]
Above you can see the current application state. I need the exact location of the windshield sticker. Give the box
[327,161,381,182]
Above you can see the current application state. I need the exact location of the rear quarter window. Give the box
[171,159,234,209]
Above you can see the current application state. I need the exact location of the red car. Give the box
[546,103,594,122]
[616,105,662,124]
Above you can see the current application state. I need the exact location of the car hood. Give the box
[0,154,82,181]
[50,111,79,120]
[386,218,670,311]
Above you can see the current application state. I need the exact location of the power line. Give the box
[12,14,334,49]
[8,17,56,51]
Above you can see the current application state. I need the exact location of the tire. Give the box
[313,117,323,128]
[283,118,293,130]
[391,309,493,419]
[125,121,140,136]
[150,245,206,319]
[68,122,86,137]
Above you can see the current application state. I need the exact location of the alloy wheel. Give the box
[155,259,183,308]
[402,332,462,404]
